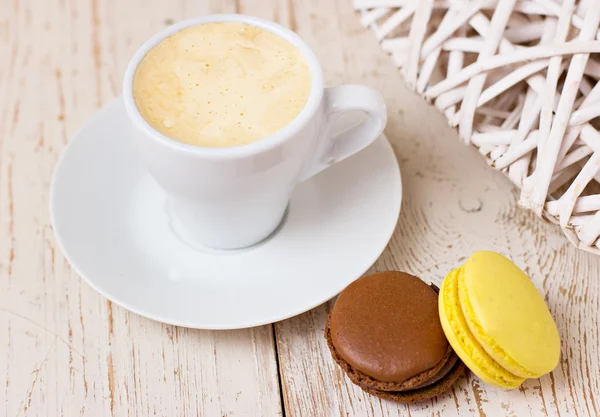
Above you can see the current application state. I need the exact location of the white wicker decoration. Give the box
[354,0,600,254]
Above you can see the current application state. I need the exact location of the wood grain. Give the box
[0,1,281,416]
[265,1,600,416]
[1,0,599,416]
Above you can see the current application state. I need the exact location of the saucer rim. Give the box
[50,98,402,329]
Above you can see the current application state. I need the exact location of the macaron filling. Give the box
[440,267,525,388]
[325,320,466,402]
[400,350,459,391]
[348,343,459,392]
[458,267,539,379]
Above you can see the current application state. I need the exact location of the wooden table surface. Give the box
[2,0,599,416]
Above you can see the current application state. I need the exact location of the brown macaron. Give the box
[325,271,465,403]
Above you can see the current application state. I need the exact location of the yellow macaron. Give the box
[439,251,560,389]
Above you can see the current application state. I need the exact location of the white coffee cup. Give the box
[123,14,387,249]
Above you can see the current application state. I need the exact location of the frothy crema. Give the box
[133,22,312,148]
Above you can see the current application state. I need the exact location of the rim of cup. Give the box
[122,14,325,159]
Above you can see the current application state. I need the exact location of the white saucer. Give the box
[50,98,402,329]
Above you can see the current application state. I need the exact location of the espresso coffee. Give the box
[133,22,312,148]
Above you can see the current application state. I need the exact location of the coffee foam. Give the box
[133,22,312,148]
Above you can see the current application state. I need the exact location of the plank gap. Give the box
[272,323,287,417]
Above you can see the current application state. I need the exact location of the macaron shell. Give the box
[462,251,561,377]
[439,268,525,389]
[358,361,466,404]
[325,317,467,404]
[458,268,535,378]
[328,272,449,384]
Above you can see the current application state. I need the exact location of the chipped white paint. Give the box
[1,0,598,416]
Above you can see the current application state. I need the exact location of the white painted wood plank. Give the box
[2,0,600,415]
[0,1,282,416]
[268,0,600,416]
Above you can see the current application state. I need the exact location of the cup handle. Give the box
[298,85,387,181]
